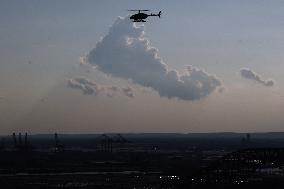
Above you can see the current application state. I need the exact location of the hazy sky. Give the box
[1,0,284,134]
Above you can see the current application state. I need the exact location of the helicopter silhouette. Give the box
[128,10,162,22]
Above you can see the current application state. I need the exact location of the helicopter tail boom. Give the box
[149,11,162,18]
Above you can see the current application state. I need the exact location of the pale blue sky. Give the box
[1,0,284,134]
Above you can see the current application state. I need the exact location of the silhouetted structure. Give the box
[114,134,130,144]
[18,133,22,145]
[24,132,28,146]
[246,133,251,143]
[12,132,17,147]
[12,132,32,151]
[0,138,5,151]
[99,134,113,152]
[241,133,252,147]
[98,134,131,152]
[54,133,64,152]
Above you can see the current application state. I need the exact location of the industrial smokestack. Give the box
[54,133,64,152]
[55,133,59,146]
[246,133,251,143]
[18,133,22,146]
[12,133,17,147]
[24,133,28,146]
[0,138,5,150]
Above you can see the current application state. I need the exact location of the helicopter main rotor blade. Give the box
[127,9,150,11]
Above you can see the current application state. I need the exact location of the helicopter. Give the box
[128,10,162,22]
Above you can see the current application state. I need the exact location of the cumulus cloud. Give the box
[87,17,221,100]
[67,77,134,98]
[240,68,274,87]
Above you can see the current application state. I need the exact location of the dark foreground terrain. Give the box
[1,133,284,188]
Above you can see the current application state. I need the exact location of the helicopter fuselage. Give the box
[130,13,148,20]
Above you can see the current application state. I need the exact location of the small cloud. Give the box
[67,77,134,98]
[108,86,120,92]
[74,77,97,87]
[67,78,96,95]
[122,87,134,98]
[240,68,274,87]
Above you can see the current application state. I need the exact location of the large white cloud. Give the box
[240,68,274,87]
[88,17,221,100]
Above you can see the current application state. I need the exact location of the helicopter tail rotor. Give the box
[158,11,162,18]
